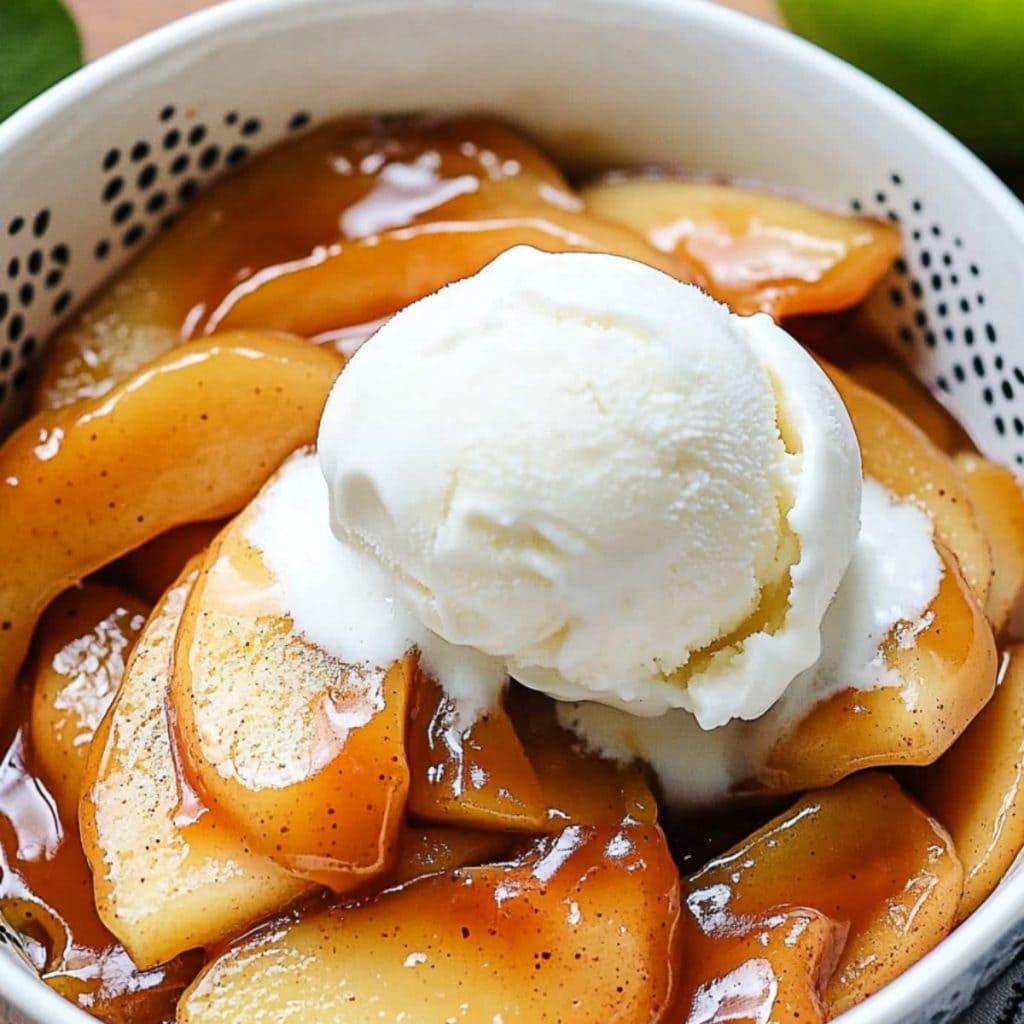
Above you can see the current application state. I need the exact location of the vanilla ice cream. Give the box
[319,247,862,728]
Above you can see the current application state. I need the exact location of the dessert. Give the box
[0,114,1017,1023]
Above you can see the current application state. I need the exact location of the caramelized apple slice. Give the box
[847,360,971,454]
[682,774,962,1017]
[388,826,518,886]
[758,541,996,792]
[117,521,225,603]
[178,821,681,1023]
[676,908,846,1024]
[29,583,148,816]
[953,453,1024,632]
[407,675,547,831]
[510,688,658,828]
[37,115,572,410]
[0,332,343,710]
[45,945,200,1024]
[80,562,315,969]
[0,713,203,1018]
[913,645,1024,920]
[170,456,412,890]
[582,178,900,317]
[206,209,688,338]
[825,362,992,605]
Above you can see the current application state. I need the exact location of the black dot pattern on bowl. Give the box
[852,175,1017,463]
[0,107,317,412]
[94,104,284,257]
[0,207,72,398]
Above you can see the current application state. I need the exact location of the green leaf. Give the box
[0,0,82,121]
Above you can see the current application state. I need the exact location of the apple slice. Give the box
[388,826,518,886]
[407,675,548,831]
[953,453,1024,633]
[79,562,316,969]
[757,540,996,792]
[682,773,962,1018]
[912,644,1024,920]
[178,820,681,1023]
[847,360,971,454]
[116,521,225,604]
[676,907,846,1024]
[509,687,658,828]
[36,116,570,410]
[824,362,992,606]
[205,207,688,338]
[170,455,413,890]
[407,682,656,834]
[29,582,148,817]
[581,178,900,317]
[0,331,344,711]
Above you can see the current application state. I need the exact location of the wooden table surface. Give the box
[67,0,780,59]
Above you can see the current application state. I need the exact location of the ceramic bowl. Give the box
[1,0,1023,1021]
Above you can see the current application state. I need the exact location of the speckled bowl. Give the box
[0,0,1022,1021]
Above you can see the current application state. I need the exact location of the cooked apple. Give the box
[912,644,1024,920]
[0,332,343,711]
[681,773,962,1018]
[35,116,566,410]
[206,208,689,338]
[29,582,148,816]
[756,540,996,793]
[824,362,992,606]
[407,675,548,831]
[170,455,412,890]
[79,562,316,969]
[178,820,681,1023]
[581,178,900,317]
[407,681,656,834]
[116,521,225,603]
[510,687,658,828]
[0,716,203,1017]
[45,947,201,1024]
[954,453,1024,632]
[36,115,687,410]
[12,839,202,1023]
[388,826,518,886]
[847,360,972,454]
[825,362,992,602]
[675,907,845,1024]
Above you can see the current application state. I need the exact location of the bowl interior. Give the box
[1,1,1023,1022]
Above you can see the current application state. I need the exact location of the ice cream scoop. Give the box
[318,247,862,727]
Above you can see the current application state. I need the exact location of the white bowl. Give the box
[1,1,1023,1021]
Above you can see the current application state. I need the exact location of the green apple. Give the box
[778,0,1024,163]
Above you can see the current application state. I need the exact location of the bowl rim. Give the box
[2,1,1023,1022]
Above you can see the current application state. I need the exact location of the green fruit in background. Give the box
[0,0,82,121]
[778,0,1024,163]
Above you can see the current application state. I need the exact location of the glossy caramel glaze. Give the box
[178,820,682,1023]
[582,178,901,318]
[0,695,199,1022]
[29,583,149,817]
[680,774,963,1019]
[0,112,1020,1024]
[169,477,413,891]
[36,116,689,412]
[79,563,315,972]
[0,332,344,713]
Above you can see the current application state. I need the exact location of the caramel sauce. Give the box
[2,113,1012,1023]
[0,692,199,1022]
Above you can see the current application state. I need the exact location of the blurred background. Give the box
[66,0,780,55]
[5,0,1022,186]
[67,1,779,55]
